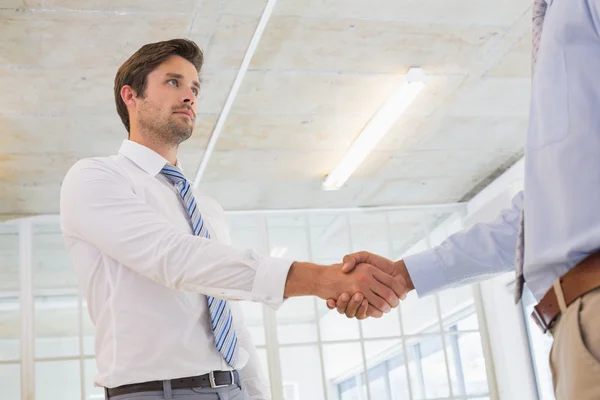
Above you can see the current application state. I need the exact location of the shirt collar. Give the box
[118,139,183,177]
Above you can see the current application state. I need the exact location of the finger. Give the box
[356,299,369,320]
[342,251,370,273]
[366,304,384,319]
[336,293,351,314]
[363,288,392,314]
[370,279,400,310]
[372,269,406,304]
[345,293,364,319]
[326,299,336,309]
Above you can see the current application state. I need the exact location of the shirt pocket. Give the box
[526,49,570,151]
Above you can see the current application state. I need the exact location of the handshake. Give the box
[284,251,415,320]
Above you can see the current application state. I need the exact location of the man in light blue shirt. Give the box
[329,0,600,397]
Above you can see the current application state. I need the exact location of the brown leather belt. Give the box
[532,251,600,333]
[106,370,239,398]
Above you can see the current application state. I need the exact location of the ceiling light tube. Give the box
[322,67,426,191]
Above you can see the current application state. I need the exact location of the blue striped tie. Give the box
[161,164,239,367]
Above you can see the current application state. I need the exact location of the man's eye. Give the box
[192,88,199,96]
[167,79,178,86]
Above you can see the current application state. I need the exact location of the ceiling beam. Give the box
[193,0,280,188]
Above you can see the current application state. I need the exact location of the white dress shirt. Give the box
[60,140,292,398]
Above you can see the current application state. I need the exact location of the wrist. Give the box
[394,259,415,292]
[284,261,326,298]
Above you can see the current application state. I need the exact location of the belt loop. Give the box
[163,380,173,399]
[553,278,568,313]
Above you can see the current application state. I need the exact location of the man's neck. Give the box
[129,132,178,166]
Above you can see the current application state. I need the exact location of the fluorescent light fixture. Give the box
[322,67,426,191]
[270,246,288,258]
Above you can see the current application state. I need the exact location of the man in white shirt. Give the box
[60,39,408,400]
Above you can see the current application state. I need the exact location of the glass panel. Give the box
[389,360,412,400]
[280,345,325,400]
[0,363,20,400]
[348,213,390,257]
[455,312,480,331]
[35,360,81,400]
[427,212,464,247]
[35,293,80,358]
[523,289,554,400]
[309,214,351,264]
[364,340,400,367]
[267,216,309,261]
[364,340,402,400]
[255,347,270,387]
[439,286,476,330]
[455,333,489,396]
[401,291,439,335]
[369,372,390,400]
[318,300,360,342]
[415,336,451,399]
[33,224,77,290]
[0,226,20,361]
[0,299,20,360]
[323,343,366,400]
[361,309,401,339]
[228,216,267,255]
[84,358,103,400]
[0,226,19,292]
[238,301,266,346]
[388,211,428,260]
[277,297,317,344]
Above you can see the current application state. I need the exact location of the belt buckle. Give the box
[209,371,234,389]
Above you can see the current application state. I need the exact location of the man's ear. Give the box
[120,85,137,108]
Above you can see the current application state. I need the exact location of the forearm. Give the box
[284,261,329,299]
[404,191,523,297]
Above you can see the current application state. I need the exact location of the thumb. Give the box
[341,253,358,273]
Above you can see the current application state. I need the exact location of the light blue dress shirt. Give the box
[405,0,600,301]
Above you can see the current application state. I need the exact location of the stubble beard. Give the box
[138,101,194,147]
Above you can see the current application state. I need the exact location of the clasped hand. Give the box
[324,251,413,320]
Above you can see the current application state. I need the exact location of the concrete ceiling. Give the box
[0,0,530,220]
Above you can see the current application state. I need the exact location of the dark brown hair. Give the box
[114,39,204,133]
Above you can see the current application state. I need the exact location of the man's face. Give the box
[135,55,200,145]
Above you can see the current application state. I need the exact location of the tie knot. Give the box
[160,165,187,187]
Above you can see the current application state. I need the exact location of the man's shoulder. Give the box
[65,154,128,178]
[61,154,136,194]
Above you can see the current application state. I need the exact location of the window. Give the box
[337,314,490,400]
[3,206,497,400]
[522,289,555,400]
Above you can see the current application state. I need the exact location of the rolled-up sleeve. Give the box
[60,159,293,308]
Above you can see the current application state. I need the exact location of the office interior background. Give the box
[0,0,555,399]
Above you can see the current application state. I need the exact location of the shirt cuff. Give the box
[403,249,449,298]
[251,256,294,309]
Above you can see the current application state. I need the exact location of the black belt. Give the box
[106,370,239,398]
